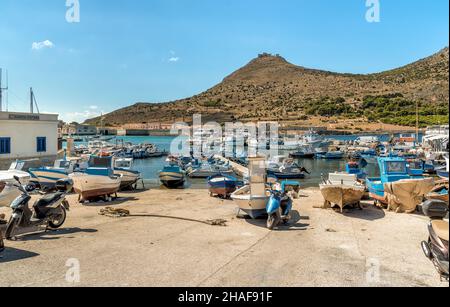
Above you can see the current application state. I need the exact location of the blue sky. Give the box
[0,0,448,123]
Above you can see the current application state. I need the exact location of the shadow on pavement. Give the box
[0,247,39,263]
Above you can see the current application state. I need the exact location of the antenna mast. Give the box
[0,68,9,112]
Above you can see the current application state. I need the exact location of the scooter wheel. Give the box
[49,206,67,229]
[267,213,280,230]
[5,216,20,240]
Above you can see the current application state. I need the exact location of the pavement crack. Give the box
[197,231,272,287]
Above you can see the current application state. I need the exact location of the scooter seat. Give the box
[35,192,64,208]
[432,220,449,242]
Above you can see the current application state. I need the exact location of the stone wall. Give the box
[0,155,57,171]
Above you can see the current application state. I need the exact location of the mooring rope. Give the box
[99,207,227,227]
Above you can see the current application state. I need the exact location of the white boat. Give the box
[113,158,141,189]
[28,158,82,189]
[231,157,269,219]
[70,168,122,202]
[0,161,31,207]
[319,173,366,213]
[186,161,233,178]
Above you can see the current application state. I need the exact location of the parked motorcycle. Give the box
[421,199,449,281]
[266,183,294,230]
[4,176,72,240]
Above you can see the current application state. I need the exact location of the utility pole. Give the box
[30,87,34,113]
[0,68,9,112]
[416,100,419,146]
[29,87,40,114]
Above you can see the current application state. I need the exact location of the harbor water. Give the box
[74,135,382,188]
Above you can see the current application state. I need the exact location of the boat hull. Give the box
[70,173,121,201]
[188,170,233,179]
[159,172,185,188]
[437,169,449,180]
[28,169,69,189]
[231,186,269,219]
[208,175,238,197]
[320,184,365,211]
[114,169,140,189]
[267,170,305,179]
[290,152,315,159]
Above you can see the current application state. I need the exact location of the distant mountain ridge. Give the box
[86,47,449,127]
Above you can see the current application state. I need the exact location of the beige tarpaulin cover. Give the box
[384,178,435,213]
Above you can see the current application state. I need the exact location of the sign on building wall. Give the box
[8,114,40,121]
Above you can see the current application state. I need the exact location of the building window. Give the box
[0,138,11,154]
[37,137,47,153]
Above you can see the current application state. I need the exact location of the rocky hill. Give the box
[86,47,449,128]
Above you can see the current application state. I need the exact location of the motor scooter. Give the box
[4,176,72,240]
[421,199,449,281]
[266,182,295,230]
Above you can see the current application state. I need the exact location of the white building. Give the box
[0,111,59,169]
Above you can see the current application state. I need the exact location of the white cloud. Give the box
[62,108,105,123]
[32,40,55,50]
[169,57,180,62]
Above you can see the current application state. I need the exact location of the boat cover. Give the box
[384,178,435,213]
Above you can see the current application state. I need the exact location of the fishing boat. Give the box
[113,158,141,189]
[28,158,82,190]
[436,156,449,180]
[70,168,122,202]
[320,173,366,213]
[0,160,31,207]
[159,165,185,188]
[186,160,233,178]
[366,156,431,206]
[207,174,239,198]
[426,185,449,203]
[315,151,344,160]
[232,157,270,219]
[267,158,309,179]
[407,159,426,177]
[289,145,316,159]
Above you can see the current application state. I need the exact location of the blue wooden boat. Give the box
[366,156,423,204]
[207,174,239,198]
[436,156,449,180]
[315,151,344,160]
[406,159,426,177]
[159,165,185,188]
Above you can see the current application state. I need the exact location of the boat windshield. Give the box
[408,161,423,170]
[57,161,72,169]
[387,161,407,174]
[116,161,131,168]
